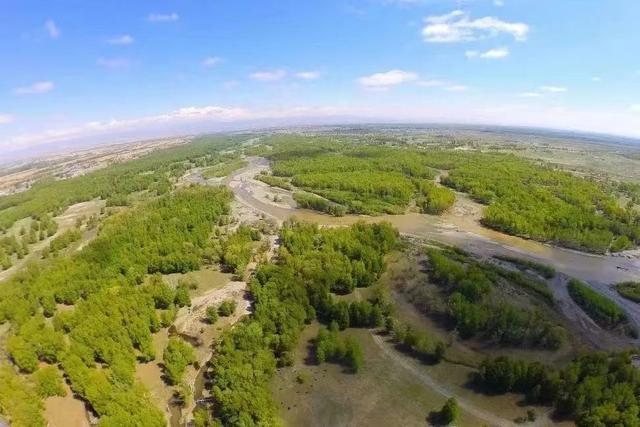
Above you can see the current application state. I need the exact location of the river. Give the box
[219,156,640,329]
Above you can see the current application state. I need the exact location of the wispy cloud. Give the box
[494,0,505,6]
[631,105,640,113]
[14,81,55,95]
[358,69,418,88]
[591,76,601,82]
[107,35,134,45]
[202,56,223,67]
[422,10,529,43]
[540,85,567,93]
[294,71,321,80]
[250,69,287,81]
[148,13,179,23]
[44,19,60,39]
[465,47,509,59]
[97,58,130,69]
[0,114,15,125]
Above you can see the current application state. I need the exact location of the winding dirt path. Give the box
[371,333,556,427]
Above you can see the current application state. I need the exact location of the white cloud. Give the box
[631,105,640,113]
[202,56,223,67]
[422,10,529,43]
[519,92,542,97]
[97,58,130,69]
[107,35,134,45]
[358,69,418,88]
[494,0,504,6]
[14,81,55,95]
[294,71,321,80]
[44,19,60,38]
[0,114,15,124]
[591,76,601,82]
[249,69,287,81]
[540,85,567,93]
[465,47,509,59]
[148,13,179,22]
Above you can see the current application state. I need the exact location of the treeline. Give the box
[475,352,640,426]
[0,186,231,425]
[568,279,628,330]
[46,228,82,254]
[0,135,240,231]
[293,192,347,216]
[427,248,563,349]
[206,220,398,425]
[255,173,292,190]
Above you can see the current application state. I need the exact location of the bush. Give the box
[206,306,219,324]
[568,279,626,328]
[217,299,237,317]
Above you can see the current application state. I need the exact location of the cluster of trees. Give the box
[255,173,292,190]
[314,322,364,372]
[475,352,640,426]
[568,279,627,329]
[385,317,446,363]
[215,225,260,275]
[261,140,462,216]
[427,248,564,349]
[415,180,455,215]
[206,220,397,425]
[202,156,247,178]
[615,281,640,303]
[441,154,639,253]
[162,337,196,385]
[293,192,346,216]
[0,186,231,424]
[45,228,82,255]
[324,300,385,330]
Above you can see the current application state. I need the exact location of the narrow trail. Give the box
[370,333,515,427]
[371,333,557,427]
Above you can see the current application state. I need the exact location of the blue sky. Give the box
[1,0,639,155]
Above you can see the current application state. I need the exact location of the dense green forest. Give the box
[0,136,241,232]
[205,220,398,425]
[424,247,563,349]
[475,352,640,426]
[0,186,231,426]
[257,135,639,253]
